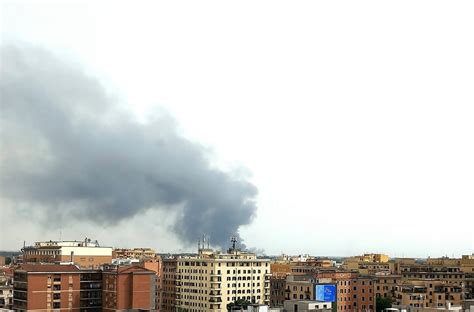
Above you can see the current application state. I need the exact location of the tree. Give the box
[227,299,252,311]
[376,296,393,312]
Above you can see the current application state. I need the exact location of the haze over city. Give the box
[1,0,473,257]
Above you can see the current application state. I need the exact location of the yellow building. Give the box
[172,247,271,312]
[362,254,389,263]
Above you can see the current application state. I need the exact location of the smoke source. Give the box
[0,44,257,248]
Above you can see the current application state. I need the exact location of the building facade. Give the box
[162,247,271,312]
[113,248,157,260]
[22,239,112,269]
[102,265,157,311]
[12,264,102,311]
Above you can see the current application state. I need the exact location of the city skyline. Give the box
[1,0,473,257]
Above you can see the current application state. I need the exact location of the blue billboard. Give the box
[315,284,336,302]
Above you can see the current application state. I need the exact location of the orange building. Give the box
[312,271,375,312]
[102,265,156,311]
[141,257,163,310]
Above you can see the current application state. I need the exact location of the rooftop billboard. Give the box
[315,284,336,302]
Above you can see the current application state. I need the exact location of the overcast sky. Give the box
[1,0,473,257]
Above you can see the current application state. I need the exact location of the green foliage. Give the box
[376,296,393,312]
[227,299,252,311]
[5,257,12,265]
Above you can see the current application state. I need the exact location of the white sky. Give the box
[1,0,473,257]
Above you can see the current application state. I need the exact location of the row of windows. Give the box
[337,280,373,286]
[24,250,60,255]
[338,295,373,301]
[338,303,373,310]
[179,261,268,267]
[340,288,373,294]
[402,273,463,279]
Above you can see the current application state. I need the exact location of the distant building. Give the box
[22,238,112,269]
[112,247,156,260]
[345,254,389,264]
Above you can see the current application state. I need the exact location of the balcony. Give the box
[209,291,221,296]
[209,298,222,303]
[210,284,221,290]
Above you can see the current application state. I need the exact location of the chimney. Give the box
[70,251,74,263]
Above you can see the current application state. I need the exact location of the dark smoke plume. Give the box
[0,44,257,248]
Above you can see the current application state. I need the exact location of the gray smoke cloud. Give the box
[0,44,257,248]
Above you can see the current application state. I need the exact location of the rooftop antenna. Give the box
[231,236,237,251]
[207,235,210,249]
[59,228,62,241]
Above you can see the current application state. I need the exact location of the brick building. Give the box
[102,264,157,311]
[12,264,102,311]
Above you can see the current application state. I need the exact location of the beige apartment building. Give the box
[163,247,270,312]
[393,280,463,309]
[22,238,112,269]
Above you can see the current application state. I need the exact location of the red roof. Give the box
[18,264,80,273]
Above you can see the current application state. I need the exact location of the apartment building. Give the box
[353,276,376,312]
[162,258,178,312]
[12,264,102,311]
[399,265,464,287]
[283,275,314,301]
[461,255,474,300]
[374,274,401,299]
[102,265,157,311]
[344,261,391,275]
[345,254,389,265]
[393,280,463,309]
[22,238,112,269]
[113,247,157,259]
[270,275,286,307]
[162,247,271,312]
[312,271,375,312]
